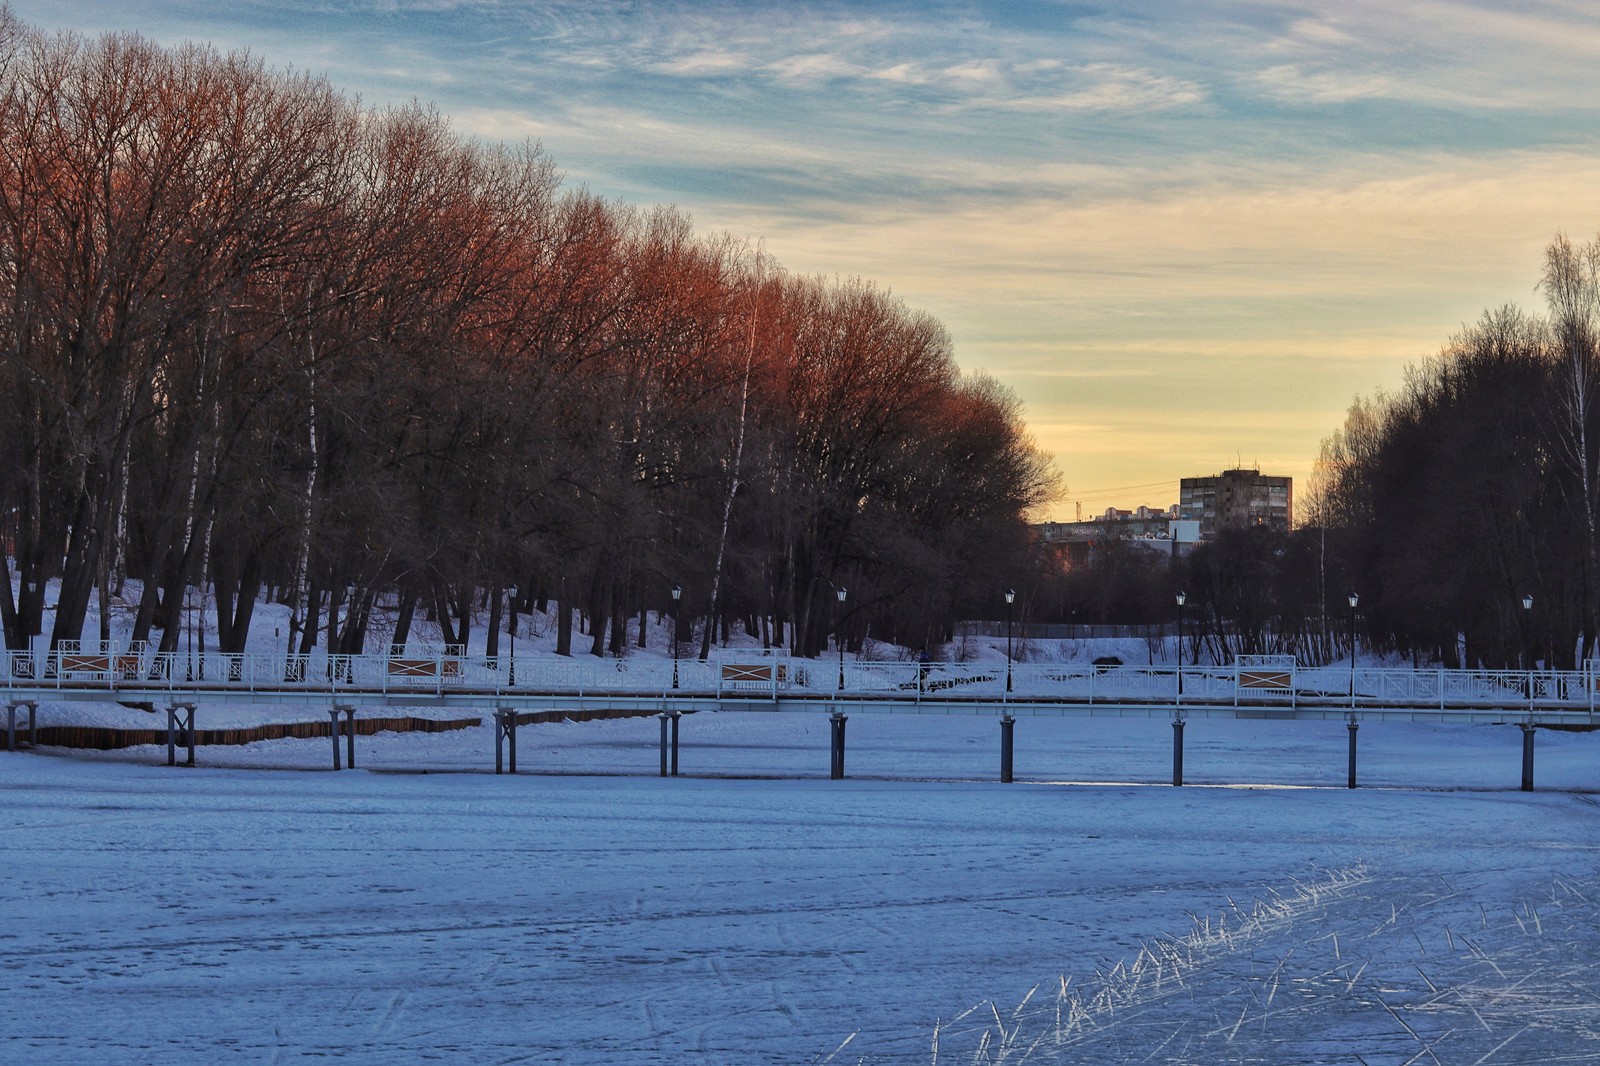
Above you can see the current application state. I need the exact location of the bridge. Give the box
[2,645,1591,789]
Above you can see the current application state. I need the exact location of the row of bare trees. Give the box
[0,14,1060,660]
[1312,232,1600,669]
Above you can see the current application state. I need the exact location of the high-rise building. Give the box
[1178,469,1292,536]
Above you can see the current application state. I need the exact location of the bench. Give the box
[720,663,788,690]
[387,658,463,679]
[1239,669,1292,691]
[58,653,111,675]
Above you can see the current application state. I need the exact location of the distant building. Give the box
[1036,505,1199,569]
[1178,469,1292,536]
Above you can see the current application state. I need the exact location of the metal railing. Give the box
[1,644,1595,715]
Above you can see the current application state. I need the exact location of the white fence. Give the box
[1,642,1595,713]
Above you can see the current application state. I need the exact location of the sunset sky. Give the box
[15,1,1600,520]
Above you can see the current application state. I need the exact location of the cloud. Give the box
[764,52,863,83]
[1241,1,1600,109]
[1252,63,1394,104]
[1000,64,1207,113]
[650,49,751,76]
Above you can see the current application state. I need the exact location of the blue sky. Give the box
[15,1,1600,518]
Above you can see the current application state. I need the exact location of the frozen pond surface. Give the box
[5,710,1600,1063]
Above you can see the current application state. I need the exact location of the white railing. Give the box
[0,646,1594,713]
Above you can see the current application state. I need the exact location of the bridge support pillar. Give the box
[340,705,357,769]
[1171,716,1185,786]
[167,703,196,767]
[1521,722,1536,792]
[1000,714,1015,783]
[670,711,681,776]
[658,712,671,777]
[1347,718,1359,789]
[494,708,517,774]
[830,712,848,780]
[6,700,37,751]
[329,709,343,770]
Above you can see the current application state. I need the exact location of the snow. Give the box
[8,584,1600,1060]
[6,710,1600,1063]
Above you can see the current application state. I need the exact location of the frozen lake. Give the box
[6,710,1600,1063]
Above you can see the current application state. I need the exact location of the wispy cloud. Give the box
[649,49,750,76]
[999,64,1206,113]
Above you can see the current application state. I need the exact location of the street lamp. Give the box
[185,584,194,683]
[507,584,518,686]
[1521,593,1533,672]
[1004,588,1015,692]
[1175,591,1186,695]
[671,584,682,689]
[836,585,848,691]
[1348,592,1359,698]
[339,583,356,681]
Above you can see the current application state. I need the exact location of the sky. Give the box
[12,1,1600,520]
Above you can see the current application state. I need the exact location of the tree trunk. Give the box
[556,597,573,656]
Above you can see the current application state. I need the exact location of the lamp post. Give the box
[1004,588,1015,692]
[185,584,194,683]
[1521,592,1533,670]
[1175,591,1186,696]
[507,584,518,686]
[671,584,682,689]
[1348,592,1359,699]
[339,583,356,681]
[836,585,848,691]
[1521,593,1534,700]
[197,582,208,680]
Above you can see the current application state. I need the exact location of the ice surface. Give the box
[5,711,1600,1063]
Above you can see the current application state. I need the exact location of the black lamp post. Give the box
[507,584,518,686]
[1004,588,1015,692]
[671,584,682,689]
[1175,591,1186,695]
[198,582,207,680]
[185,584,194,683]
[1521,593,1533,672]
[340,583,356,681]
[836,585,848,691]
[1348,592,1359,697]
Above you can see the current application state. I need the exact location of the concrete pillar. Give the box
[6,700,37,751]
[658,712,671,777]
[1171,716,1185,787]
[1347,718,1359,789]
[167,704,195,767]
[340,705,357,769]
[1000,714,1015,783]
[830,712,848,780]
[670,711,681,777]
[494,708,517,774]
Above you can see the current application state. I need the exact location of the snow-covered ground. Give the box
[6,710,1600,1064]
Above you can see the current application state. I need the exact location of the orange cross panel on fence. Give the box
[721,663,773,683]
[60,654,110,673]
[387,659,441,677]
[1239,670,1292,690]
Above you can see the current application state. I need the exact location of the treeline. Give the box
[1314,232,1600,669]
[1031,232,1600,672]
[0,13,1059,660]
[1033,527,1354,666]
